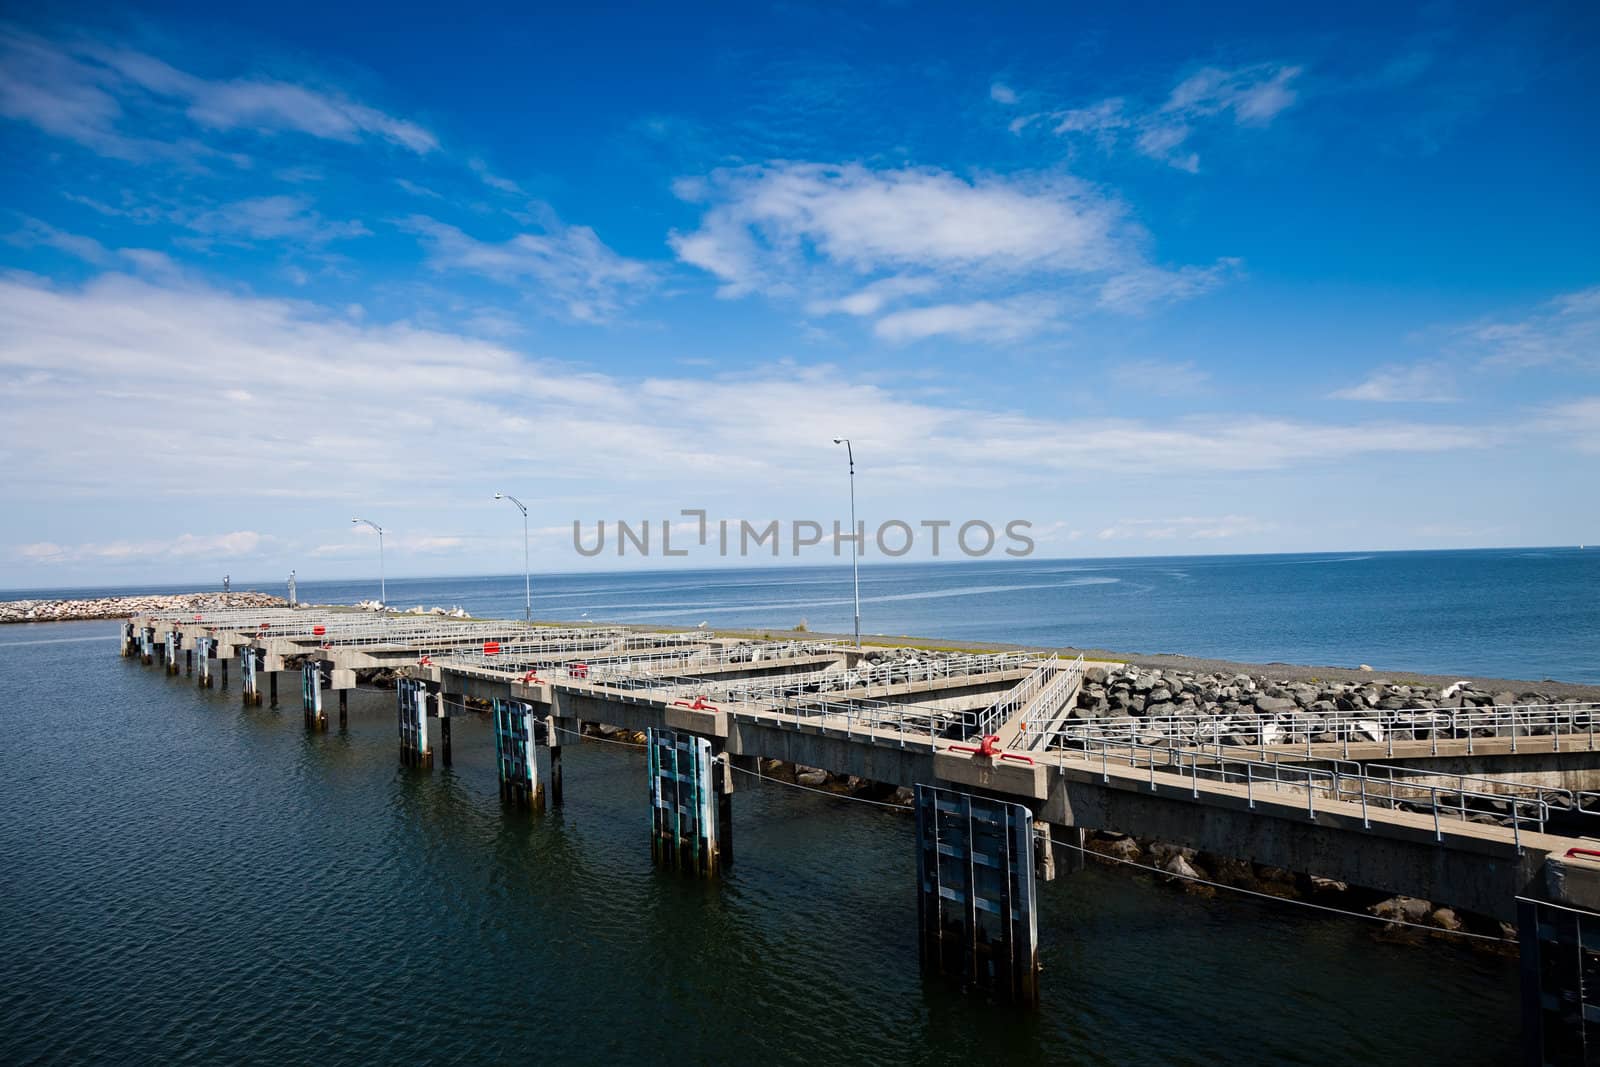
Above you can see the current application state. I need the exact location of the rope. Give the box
[1051,835,1515,943]
[433,699,1518,943]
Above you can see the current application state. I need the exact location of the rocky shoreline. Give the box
[1068,662,1589,740]
[0,591,286,624]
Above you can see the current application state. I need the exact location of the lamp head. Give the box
[832,438,843,444]
[494,492,503,500]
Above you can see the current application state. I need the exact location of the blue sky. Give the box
[1,0,1597,587]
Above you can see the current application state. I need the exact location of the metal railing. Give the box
[975,655,1060,738]
[1043,702,1600,759]
[1019,654,1087,745]
[1053,734,1552,848]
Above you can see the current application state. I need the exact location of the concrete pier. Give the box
[122,605,1600,1033]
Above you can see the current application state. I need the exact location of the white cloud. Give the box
[873,297,1058,342]
[0,273,1501,528]
[16,530,267,564]
[1452,286,1600,369]
[0,27,436,160]
[1107,359,1211,396]
[1097,260,1238,312]
[402,215,653,323]
[1010,61,1302,171]
[669,161,1225,336]
[182,195,370,245]
[990,82,1019,105]
[468,157,522,194]
[672,163,1126,281]
[805,275,938,317]
[1096,516,1273,541]
[1332,361,1458,403]
[5,217,111,264]
[1542,396,1600,452]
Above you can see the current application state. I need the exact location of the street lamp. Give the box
[494,492,532,623]
[351,518,385,606]
[832,438,861,648]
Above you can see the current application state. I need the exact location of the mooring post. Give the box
[1519,895,1600,1065]
[241,649,260,706]
[646,728,721,876]
[714,747,736,867]
[397,679,432,768]
[546,713,563,807]
[302,661,326,729]
[914,783,1041,1004]
[437,690,451,766]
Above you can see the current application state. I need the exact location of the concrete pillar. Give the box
[1064,826,1087,875]
[546,714,563,807]
[715,748,735,867]
[1034,820,1057,883]
[303,663,326,730]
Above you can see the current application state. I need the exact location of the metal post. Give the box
[495,493,532,622]
[833,437,860,648]
[352,518,385,606]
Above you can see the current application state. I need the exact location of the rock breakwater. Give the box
[0,591,286,624]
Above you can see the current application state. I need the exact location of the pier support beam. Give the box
[185,649,193,677]
[398,677,432,768]
[914,783,1040,1004]
[140,626,154,665]
[1519,896,1600,1066]
[647,727,723,876]
[439,695,452,767]
[302,661,326,730]
[122,622,136,657]
[493,698,555,808]
[339,689,348,730]
[220,656,227,691]
[165,630,181,675]
[241,649,263,706]
[269,672,277,708]
[196,637,215,688]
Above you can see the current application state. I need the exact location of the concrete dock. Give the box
[122,604,1600,1062]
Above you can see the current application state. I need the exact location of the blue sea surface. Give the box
[8,548,1595,682]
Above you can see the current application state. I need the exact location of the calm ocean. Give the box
[9,547,1596,682]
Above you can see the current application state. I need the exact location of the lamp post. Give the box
[832,438,861,648]
[351,518,385,606]
[494,492,532,623]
